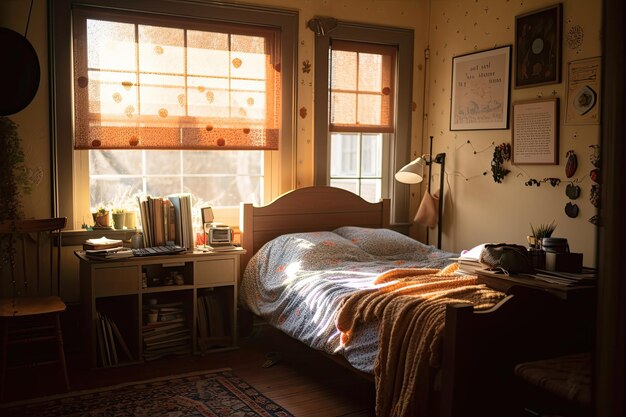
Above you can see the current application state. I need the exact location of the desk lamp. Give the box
[395,136,446,249]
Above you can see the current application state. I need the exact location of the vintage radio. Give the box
[208,223,233,246]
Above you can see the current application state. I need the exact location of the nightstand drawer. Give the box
[94,266,139,296]
[195,259,235,286]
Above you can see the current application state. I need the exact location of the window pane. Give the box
[86,19,136,71]
[185,175,262,207]
[90,150,142,175]
[358,53,383,92]
[329,179,358,195]
[361,134,382,177]
[330,93,357,125]
[90,178,143,209]
[360,179,382,203]
[89,149,263,210]
[330,133,358,177]
[358,94,383,125]
[145,151,181,175]
[138,25,184,74]
[187,31,230,76]
[330,50,357,90]
[139,73,186,118]
[183,150,262,175]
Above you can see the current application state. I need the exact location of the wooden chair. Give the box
[0,218,69,399]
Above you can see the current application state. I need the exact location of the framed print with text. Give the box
[515,3,562,88]
[565,57,601,125]
[450,45,511,131]
[512,98,559,165]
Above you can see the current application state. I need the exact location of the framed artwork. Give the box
[512,98,559,165]
[565,57,601,125]
[515,3,562,88]
[450,45,511,131]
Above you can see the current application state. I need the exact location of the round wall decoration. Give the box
[0,27,40,115]
[566,25,584,49]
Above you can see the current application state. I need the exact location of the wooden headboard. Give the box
[240,186,390,270]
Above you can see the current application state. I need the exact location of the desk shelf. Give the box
[77,250,244,368]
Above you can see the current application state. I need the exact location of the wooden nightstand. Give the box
[76,248,245,368]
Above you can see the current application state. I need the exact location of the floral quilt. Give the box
[238,226,457,373]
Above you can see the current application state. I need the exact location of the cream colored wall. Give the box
[1,0,51,220]
[426,0,601,266]
[1,0,601,302]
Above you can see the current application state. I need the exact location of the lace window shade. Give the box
[329,40,396,133]
[72,10,281,150]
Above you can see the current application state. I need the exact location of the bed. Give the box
[238,186,545,417]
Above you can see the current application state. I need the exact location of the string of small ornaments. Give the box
[455,139,600,226]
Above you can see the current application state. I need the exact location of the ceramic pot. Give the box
[112,212,126,230]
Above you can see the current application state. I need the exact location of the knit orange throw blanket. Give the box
[335,266,505,417]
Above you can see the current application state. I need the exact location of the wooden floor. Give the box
[0,324,376,416]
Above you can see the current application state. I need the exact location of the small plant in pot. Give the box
[111,208,126,230]
[92,206,111,228]
[528,221,557,250]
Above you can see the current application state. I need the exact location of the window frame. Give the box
[50,0,297,229]
[313,21,414,224]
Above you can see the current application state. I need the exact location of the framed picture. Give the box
[515,3,562,88]
[565,57,601,125]
[512,98,559,165]
[450,45,511,131]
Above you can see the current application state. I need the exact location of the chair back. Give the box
[0,218,67,298]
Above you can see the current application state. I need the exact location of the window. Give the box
[327,39,396,203]
[329,133,389,203]
[50,1,297,229]
[313,22,414,223]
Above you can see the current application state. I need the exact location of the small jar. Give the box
[131,232,144,249]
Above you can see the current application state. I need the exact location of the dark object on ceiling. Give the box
[0,27,40,115]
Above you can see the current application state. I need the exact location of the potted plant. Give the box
[92,207,111,228]
[528,221,557,249]
[111,208,126,230]
[527,221,557,269]
[0,117,33,222]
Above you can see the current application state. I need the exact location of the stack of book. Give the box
[85,247,133,260]
[96,311,134,367]
[452,243,487,275]
[142,302,191,361]
[137,194,194,250]
[196,292,230,352]
[83,236,123,250]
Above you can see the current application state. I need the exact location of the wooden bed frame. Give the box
[239,186,562,417]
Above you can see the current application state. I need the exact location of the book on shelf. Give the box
[96,311,135,367]
[196,291,229,351]
[137,193,193,251]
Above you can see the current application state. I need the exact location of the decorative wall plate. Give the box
[565,150,578,178]
[565,202,579,218]
[566,183,581,199]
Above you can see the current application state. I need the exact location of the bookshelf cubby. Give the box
[77,249,244,368]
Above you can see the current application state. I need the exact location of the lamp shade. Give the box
[395,157,426,184]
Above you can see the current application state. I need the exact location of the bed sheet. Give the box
[238,227,457,373]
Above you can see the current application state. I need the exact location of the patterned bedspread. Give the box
[238,227,457,373]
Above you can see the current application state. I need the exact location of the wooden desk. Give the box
[476,269,595,302]
[76,248,245,368]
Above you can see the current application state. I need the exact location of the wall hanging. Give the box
[0,24,40,115]
[565,150,578,177]
[512,98,559,164]
[515,3,562,88]
[450,45,511,131]
[565,202,579,218]
[565,57,601,125]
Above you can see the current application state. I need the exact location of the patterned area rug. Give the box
[1,369,294,417]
